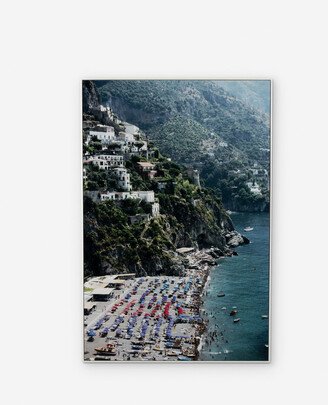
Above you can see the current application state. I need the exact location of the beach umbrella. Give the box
[87,329,96,337]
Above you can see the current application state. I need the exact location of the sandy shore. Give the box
[84,248,218,362]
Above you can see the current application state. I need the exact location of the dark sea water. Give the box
[200,212,270,361]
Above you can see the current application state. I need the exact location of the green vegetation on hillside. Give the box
[84,155,232,277]
[216,80,271,114]
[95,80,270,211]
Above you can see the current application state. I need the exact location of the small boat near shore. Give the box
[230,309,238,316]
[233,318,240,323]
[244,226,253,232]
[217,292,225,297]
[261,314,268,319]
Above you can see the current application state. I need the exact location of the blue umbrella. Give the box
[87,329,96,337]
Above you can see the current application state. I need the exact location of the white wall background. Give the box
[1,0,327,404]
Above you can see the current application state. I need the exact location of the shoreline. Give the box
[180,235,248,359]
[83,239,245,362]
[182,249,217,359]
[197,213,270,362]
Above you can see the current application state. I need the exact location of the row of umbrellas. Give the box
[127,315,137,338]
[87,276,200,342]
[139,289,151,304]
[161,295,168,305]
[110,299,124,313]
[154,316,163,338]
[110,315,124,331]
[160,281,170,293]
[184,278,192,294]
[94,318,104,330]
[177,314,203,323]
[122,300,136,315]
[140,317,150,339]
[163,302,171,318]
[166,316,175,339]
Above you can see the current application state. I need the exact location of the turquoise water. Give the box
[200,212,270,361]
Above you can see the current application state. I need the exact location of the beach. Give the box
[83,216,268,362]
[84,249,216,361]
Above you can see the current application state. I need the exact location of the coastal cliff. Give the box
[83,181,241,277]
[83,81,247,278]
[222,196,269,213]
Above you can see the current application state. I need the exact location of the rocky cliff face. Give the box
[83,80,100,113]
[173,211,231,250]
[104,95,163,128]
[84,198,240,278]
[223,197,269,213]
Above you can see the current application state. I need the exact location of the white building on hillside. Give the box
[112,167,132,191]
[152,202,160,216]
[136,191,155,203]
[100,190,159,217]
[88,126,115,144]
[100,190,155,203]
[91,155,124,170]
[118,132,135,143]
[100,192,136,201]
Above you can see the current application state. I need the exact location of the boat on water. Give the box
[261,314,269,319]
[233,318,240,323]
[230,309,238,316]
[217,292,225,297]
[244,226,253,232]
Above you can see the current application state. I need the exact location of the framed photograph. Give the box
[82,79,271,362]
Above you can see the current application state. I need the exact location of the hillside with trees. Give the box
[83,81,249,278]
[94,80,270,211]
